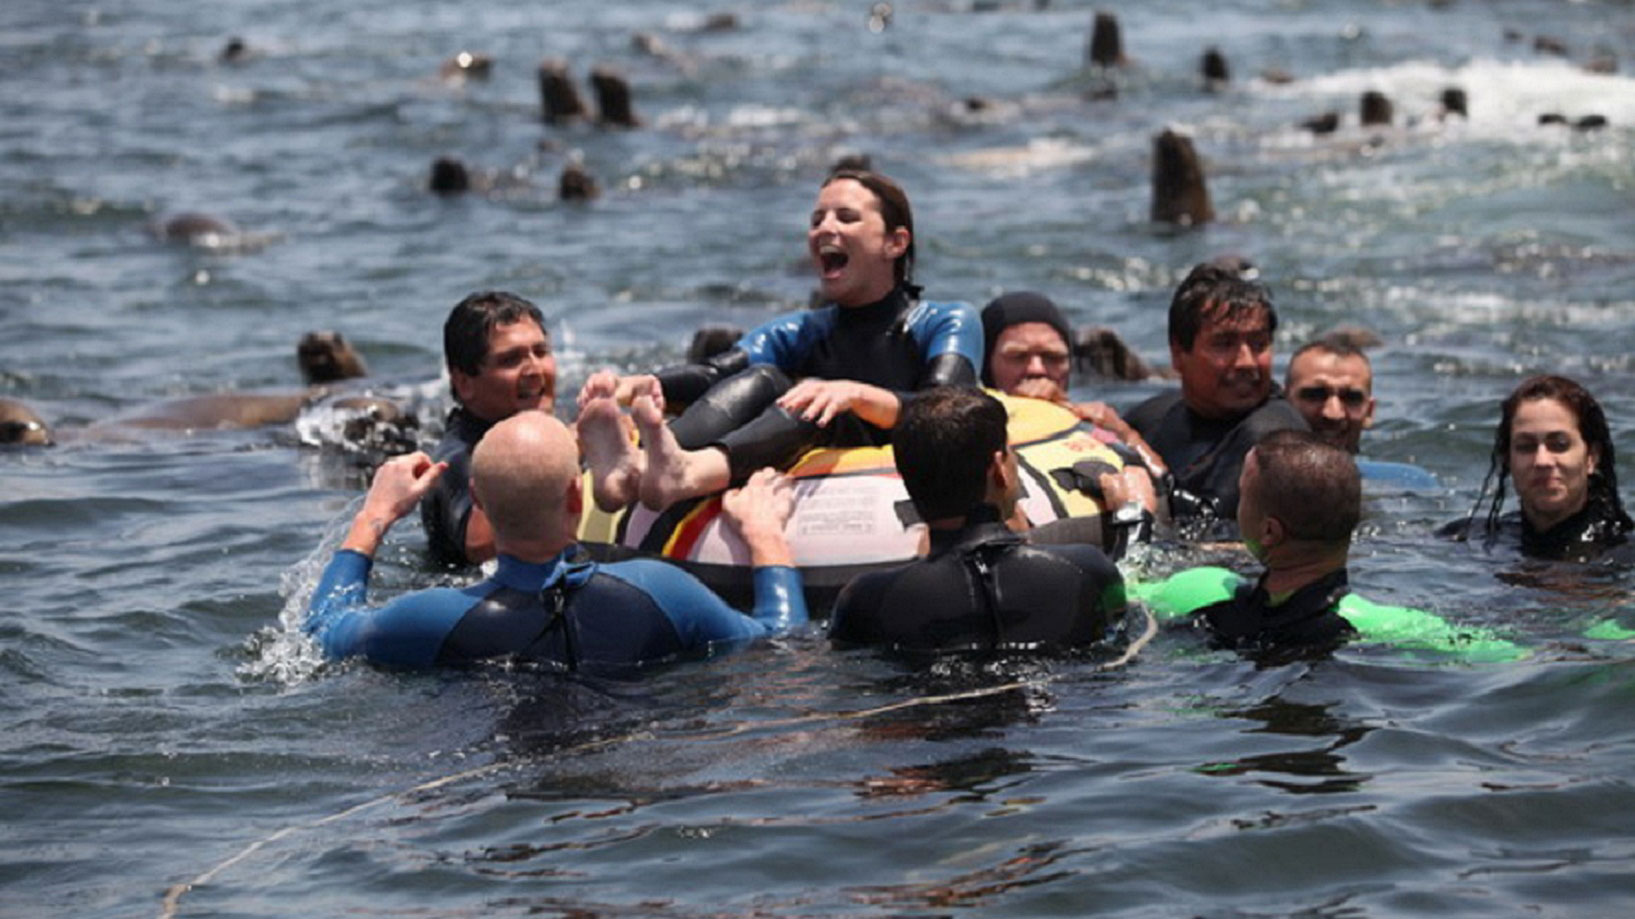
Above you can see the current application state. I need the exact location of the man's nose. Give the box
[1322,395,1347,419]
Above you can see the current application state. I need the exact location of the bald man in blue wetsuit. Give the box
[305,411,807,671]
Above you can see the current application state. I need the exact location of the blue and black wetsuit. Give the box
[305,548,807,671]
[655,284,983,482]
[828,506,1125,654]
[419,407,491,566]
[1123,389,1307,536]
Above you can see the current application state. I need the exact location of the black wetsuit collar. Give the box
[829,284,915,326]
[1519,494,1632,560]
[1203,566,1355,651]
[927,505,1019,556]
[447,405,494,445]
[490,549,597,591]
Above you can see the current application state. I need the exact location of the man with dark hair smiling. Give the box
[828,386,1125,653]
[1125,262,1306,534]
[420,291,557,565]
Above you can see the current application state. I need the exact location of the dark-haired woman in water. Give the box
[1448,374,1633,562]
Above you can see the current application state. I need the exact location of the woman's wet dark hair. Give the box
[1459,374,1632,542]
[822,168,915,287]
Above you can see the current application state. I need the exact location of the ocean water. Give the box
[3,1,1635,916]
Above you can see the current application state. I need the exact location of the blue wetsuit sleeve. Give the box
[907,301,983,386]
[303,549,469,667]
[601,559,809,648]
[737,309,831,371]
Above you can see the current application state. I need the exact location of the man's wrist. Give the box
[738,528,795,568]
[341,511,395,555]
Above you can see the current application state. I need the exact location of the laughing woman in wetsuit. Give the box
[578,169,982,512]
[1448,375,1633,562]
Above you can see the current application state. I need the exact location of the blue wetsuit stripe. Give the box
[305,550,471,666]
[737,310,832,369]
[733,300,981,380]
[596,559,810,647]
[910,301,985,369]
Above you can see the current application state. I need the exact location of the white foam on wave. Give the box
[237,505,352,685]
[1269,58,1635,134]
[937,137,1098,176]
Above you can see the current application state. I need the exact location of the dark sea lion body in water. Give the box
[9,331,414,451]
[1150,129,1213,226]
[149,211,278,253]
[94,331,372,431]
[150,212,240,245]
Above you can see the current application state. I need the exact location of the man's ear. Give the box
[1260,514,1287,550]
[450,368,474,405]
[469,477,484,513]
[564,475,584,517]
[1362,396,1377,431]
[987,449,1011,491]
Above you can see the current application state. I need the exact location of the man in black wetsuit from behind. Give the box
[1124,262,1306,537]
[828,386,1127,653]
[420,291,556,565]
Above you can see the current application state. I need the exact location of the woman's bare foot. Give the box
[633,392,730,510]
[577,394,643,511]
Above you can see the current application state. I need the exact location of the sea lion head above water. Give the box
[151,212,241,245]
[0,398,53,446]
[297,331,370,384]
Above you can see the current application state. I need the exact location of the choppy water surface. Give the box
[3,1,1635,916]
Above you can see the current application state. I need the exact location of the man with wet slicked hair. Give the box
[1124,262,1306,535]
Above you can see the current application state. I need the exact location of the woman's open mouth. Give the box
[817,244,849,276]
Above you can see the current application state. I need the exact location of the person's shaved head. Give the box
[471,411,581,544]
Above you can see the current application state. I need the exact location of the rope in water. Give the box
[158,608,1156,918]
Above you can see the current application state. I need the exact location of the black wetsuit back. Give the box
[828,509,1124,653]
[1196,567,1356,653]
